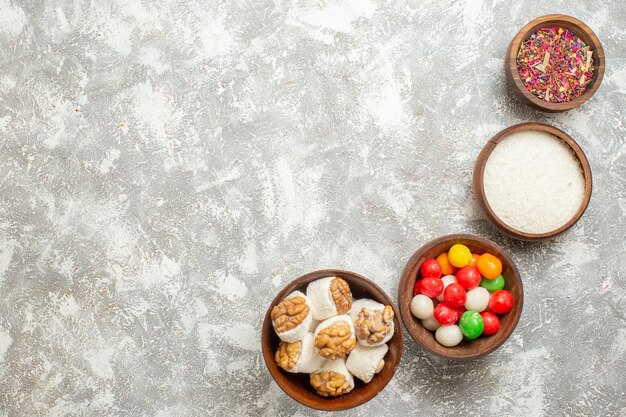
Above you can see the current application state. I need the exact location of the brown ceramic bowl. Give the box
[262,269,403,411]
[398,234,523,360]
[473,122,592,241]
[505,14,605,112]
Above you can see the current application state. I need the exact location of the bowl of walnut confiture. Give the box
[261,269,403,411]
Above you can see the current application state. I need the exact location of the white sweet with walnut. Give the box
[310,358,354,397]
[306,277,352,320]
[346,343,388,383]
[275,332,325,373]
[349,298,395,347]
[271,291,313,342]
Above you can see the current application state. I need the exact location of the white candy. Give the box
[437,275,458,301]
[349,299,395,347]
[421,315,441,331]
[435,325,463,347]
[410,294,434,320]
[307,277,350,320]
[274,291,313,342]
[464,287,490,312]
[346,343,388,383]
[283,332,326,373]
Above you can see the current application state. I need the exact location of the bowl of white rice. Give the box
[473,123,592,240]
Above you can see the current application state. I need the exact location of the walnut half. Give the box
[274,340,301,371]
[330,278,352,314]
[271,295,310,334]
[355,305,394,344]
[314,321,356,359]
[310,371,352,397]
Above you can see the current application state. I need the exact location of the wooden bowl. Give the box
[398,234,523,360]
[262,269,403,411]
[505,14,605,112]
[473,122,592,241]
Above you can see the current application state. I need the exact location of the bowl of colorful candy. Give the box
[505,14,605,112]
[262,269,403,410]
[398,234,523,360]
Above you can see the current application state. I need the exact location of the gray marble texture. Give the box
[0,0,625,416]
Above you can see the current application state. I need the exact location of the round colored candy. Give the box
[464,287,490,312]
[434,302,459,325]
[481,311,500,335]
[469,253,480,267]
[421,315,441,331]
[443,283,466,307]
[420,258,441,278]
[436,253,457,276]
[436,275,457,302]
[477,253,503,279]
[448,244,472,268]
[456,266,481,290]
[410,294,434,319]
[417,277,444,298]
[489,290,514,314]
[435,325,463,347]
[459,311,484,340]
[480,275,505,293]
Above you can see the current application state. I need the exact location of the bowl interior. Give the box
[262,269,403,411]
[506,14,605,111]
[473,122,593,241]
[398,235,523,360]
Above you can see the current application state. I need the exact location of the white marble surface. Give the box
[0,0,625,416]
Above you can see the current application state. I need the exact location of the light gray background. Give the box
[0,0,624,416]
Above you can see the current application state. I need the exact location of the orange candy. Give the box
[436,253,458,276]
[468,253,480,267]
[476,253,502,279]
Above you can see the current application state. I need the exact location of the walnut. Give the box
[314,321,356,359]
[271,296,310,333]
[330,278,352,314]
[274,340,301,371]
[355,305,394,344]
[310,371,351,397]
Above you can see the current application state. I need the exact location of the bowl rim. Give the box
[505,14,605,112]
[473,122,593,241]
[261,269,404,411]
[398,234,524,360]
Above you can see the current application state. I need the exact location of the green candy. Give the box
[459,311,484,340]
[480,275,505,293]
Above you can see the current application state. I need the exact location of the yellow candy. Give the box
[448,244,472,268]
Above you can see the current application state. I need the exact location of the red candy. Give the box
[456,266,481,290]
[420,258,442,278]
[489,290,514,314]
[434,302,459,325]
[443,283,467,307]
[481,312,500,335]
[416,277,444,298]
